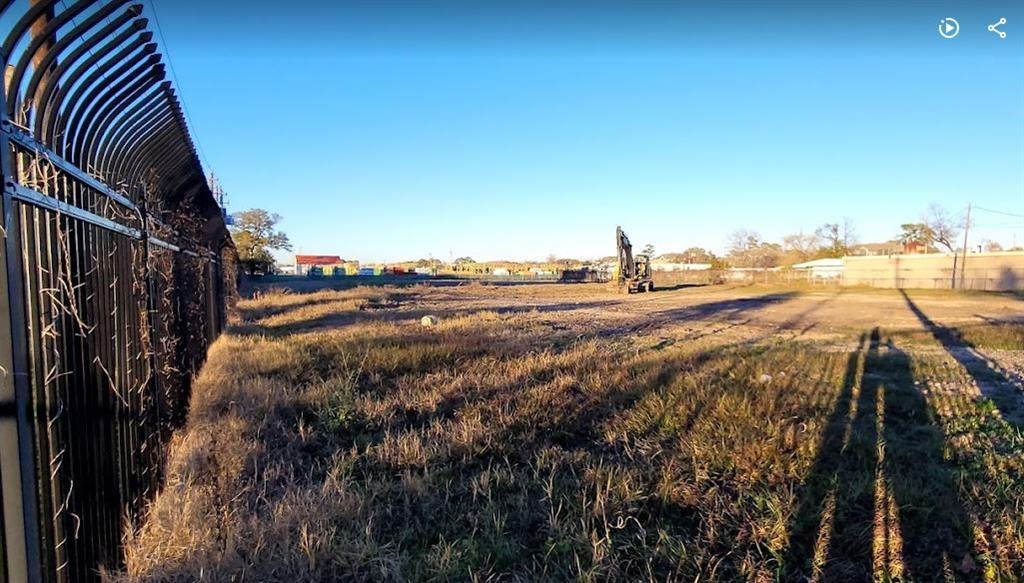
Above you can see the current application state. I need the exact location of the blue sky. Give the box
[151,0,1023,262]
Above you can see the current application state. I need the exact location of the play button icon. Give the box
[939,17,960,39]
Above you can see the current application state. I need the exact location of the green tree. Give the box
[898,223,933,250]
[641,244,655,258]
[230,209,292,274]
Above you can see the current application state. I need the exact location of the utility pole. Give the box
[959,203,971,290]
[951,252,958,289]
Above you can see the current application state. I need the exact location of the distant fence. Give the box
[0,3,234,582]
[652,269,719,286]
[649,253,1024,292]
[653,269,821,287]
[843,252,1024,291]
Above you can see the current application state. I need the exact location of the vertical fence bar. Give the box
[1,124,44,583]
[140,200,165,457]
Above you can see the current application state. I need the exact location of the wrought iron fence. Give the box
[0,2,234,581]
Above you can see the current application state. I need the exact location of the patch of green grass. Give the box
[959,321,1024,350]
[890,321,1024,351]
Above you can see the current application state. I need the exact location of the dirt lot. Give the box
[115,283,1023,582]
[250,279,1022,342]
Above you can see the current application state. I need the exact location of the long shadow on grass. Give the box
[783,328,978,581]
[239,290,804,341]
[237,294,356,321]
[237,299,625,337]
[651,292,798,321]
[301,292,813,451]
[230,291,808,500]
[660,291,836,344]
[204,292,822,579]
[599,291,801,337]
[364,296,817,459]
[364,341,738,577]
[901,291,1024,428]
[380,327,832,578]
[444,293,813,454]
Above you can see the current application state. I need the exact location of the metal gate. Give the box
[0,1,234,580]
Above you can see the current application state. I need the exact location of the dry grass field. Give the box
[113,283,1024,582]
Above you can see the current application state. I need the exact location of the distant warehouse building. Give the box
[792,258,844,280]
[294,254,345,276]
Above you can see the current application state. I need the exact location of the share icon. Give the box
[988,17,1007,39]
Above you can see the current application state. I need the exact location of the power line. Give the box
[58,0,105,79]
[146,0,212,173]
[971,223,1024,229]
[973,205,1024,219]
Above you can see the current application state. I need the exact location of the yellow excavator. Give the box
[615,226,654,293]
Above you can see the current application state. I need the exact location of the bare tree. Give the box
[726,230,780,267]
[813,219,857,257]
[750,242,783,268]
[982,240,1003,253]
[923,204,961,252]
[815,224,842,257]
[727,229,761,257]
[841,217,858,248]
[682,247,716,263]
[782,231,820,261]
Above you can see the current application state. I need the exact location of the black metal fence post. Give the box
[1,117,45,583]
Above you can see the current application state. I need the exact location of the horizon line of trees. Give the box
[723,203,1014,268]
[228,203,1018,274]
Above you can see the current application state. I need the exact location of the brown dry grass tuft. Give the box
[112,286,1024,582]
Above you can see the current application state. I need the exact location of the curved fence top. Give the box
[0,0,227,248]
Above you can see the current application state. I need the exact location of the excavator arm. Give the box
[616,225,636,280]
